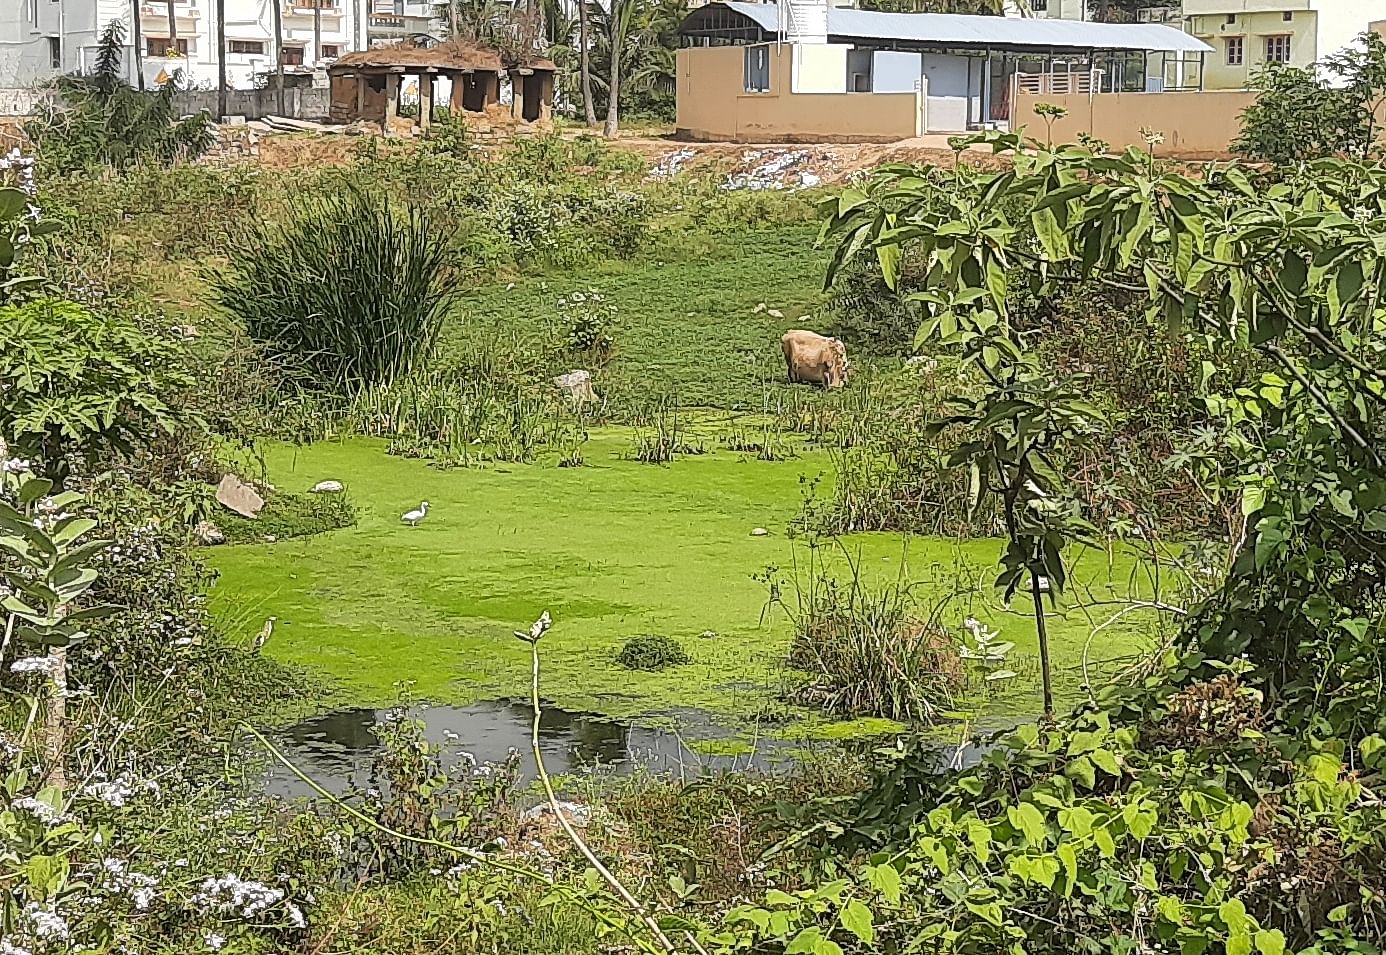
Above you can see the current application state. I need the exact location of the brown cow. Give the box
[781,330,849,389]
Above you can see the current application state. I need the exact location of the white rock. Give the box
[193,521,225,546]
[554,369,597,404]
[310,480,344,494]
[750,527,769,537]
[767,309,784,319]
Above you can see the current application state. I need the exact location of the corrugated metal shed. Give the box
[710,2,1212,53]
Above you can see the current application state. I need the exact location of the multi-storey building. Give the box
[0,0,363,90]
[366,0,437,47]
[1182,1,1380,90]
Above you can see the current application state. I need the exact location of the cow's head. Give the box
[828,338,850,388]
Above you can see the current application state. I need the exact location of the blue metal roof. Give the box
[706,2,1212,54]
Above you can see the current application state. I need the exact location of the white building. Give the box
[367,0,437,47]
[0,0,365,90]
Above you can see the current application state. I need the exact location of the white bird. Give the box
[253,616,276,653]
[401,501,430,527]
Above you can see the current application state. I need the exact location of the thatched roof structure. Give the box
[329,40,555,74]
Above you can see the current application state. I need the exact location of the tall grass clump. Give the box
[772,552,962,723]
[211,189,454,394]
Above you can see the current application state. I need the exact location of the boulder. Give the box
[193,520,225,546]
[215,474,265,519]
[750,527,769,537]
[554,370,597,404]
[310,480,345,494]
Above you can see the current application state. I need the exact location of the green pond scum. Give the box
[208,434,1160,744]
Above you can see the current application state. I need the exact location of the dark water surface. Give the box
[261,700,1013,799]
[261,700,807,798]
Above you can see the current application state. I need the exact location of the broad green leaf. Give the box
[839,899,874,945]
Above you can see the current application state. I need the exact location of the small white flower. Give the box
[204,933,227,952]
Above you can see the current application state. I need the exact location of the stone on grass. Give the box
[767,308,785,319]
[215,474,264,519]
[750,527,769,537]
[554,369,597,404]
[310,480,345,494]
[193,521,225,546]
[522,800,592,828]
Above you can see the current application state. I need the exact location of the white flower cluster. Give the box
[81,772,157,809]
[191,873,305,928]
[22,904,70,942]
[0,146,37,202]
[9,657,55,676]
[12,796,70,826]
[99,857,161,911]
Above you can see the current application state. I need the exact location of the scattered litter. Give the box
[648,147,697,179]
[720,149,838,192]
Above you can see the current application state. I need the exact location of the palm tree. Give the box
[577,0,597,126]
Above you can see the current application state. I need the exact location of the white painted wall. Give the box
[0,0,362,90]
[922,52,969,131]
[1311,0,1381,71]
[871,50,920,94]
[792,42,846,94]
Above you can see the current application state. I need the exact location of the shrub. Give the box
[23,20,212,176]
[783,571,961,723]
[210,188,455,395]
[557,288,617,359]
[1234,32,1386,163]
[218,491,358,544]
[0,296,194,478]
[616,634,691,671]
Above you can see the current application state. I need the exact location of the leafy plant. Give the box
[557,288,618,359]
[616,633,691,671]
[210,189,456,395]
[0,297,194,482]
[23,19,212,175]
[1234,31,1386,164]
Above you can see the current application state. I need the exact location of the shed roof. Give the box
[329,40,555,73]
[685,3,1212,54]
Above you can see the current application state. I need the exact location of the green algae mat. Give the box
[208,434,1159,736]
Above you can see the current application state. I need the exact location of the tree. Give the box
[129,0,145,90]
[823,129,1386,732]
[578,0,598,127]
[164,0,177,57]
[1235,30,1386,163]
[602,0,636,137]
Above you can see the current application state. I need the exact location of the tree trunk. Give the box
[602,0,623,139]
[313,0,322,65]
[165,1,177,58]
[578,0,597,127]
[131,0,146,90]
[449,0,460,40]
[1030,567,1054,721]
[272,0,286,114]
[216,0,227,120]
[42,646,67,792]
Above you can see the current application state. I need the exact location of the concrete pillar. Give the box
[418,73,433,130]
[384,72,400,130]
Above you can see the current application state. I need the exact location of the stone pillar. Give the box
[384,72,400,131]
[418,73,433,130]
[355,74,365,119]
[509,70,524,121]
[450,72,466,113]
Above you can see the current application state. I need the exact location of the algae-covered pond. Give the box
[209,432,1159,751]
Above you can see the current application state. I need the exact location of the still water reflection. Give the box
[262,700,802,798]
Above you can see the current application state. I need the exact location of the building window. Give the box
[1030,0,1048,11]
[26,0,38,26]
[1225,36,1243,66]
[1225,14,1235,25]
[146,37,190,57]
[1282,11,1293,21]
[743,45,769,93]
[1265,34,1291,64]
[280,45,305,66]
[321,44,340,58]
[228,39,266,55]
[48,36,60,68]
